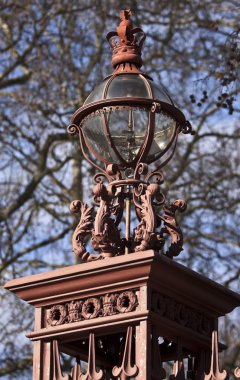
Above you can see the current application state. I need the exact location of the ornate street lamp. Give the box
[68,9,194,262]
[4,9,240,380]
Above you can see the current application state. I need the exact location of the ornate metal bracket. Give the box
[91,177,124,257]
[204,331,228,380]
[112,326,139,379]
[133,166,165,252]
[160,199,187,258]
[70,163,186,262]
[133,163,187,256]
[70,200,94,261]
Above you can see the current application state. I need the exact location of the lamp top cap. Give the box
[106,9,146,72]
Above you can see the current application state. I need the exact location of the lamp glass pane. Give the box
[82,115,121,164]
[106,74,151,99]
[150,81,173,104]
[106,107,148,163]
[147,112,176,162]
[84,80,108,105]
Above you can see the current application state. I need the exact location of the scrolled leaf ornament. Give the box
[67,123,79,136]
[133,181,165,252]
[91,182,124,256]
[70,200,94,261]
[160,199,187,258]
[181,120,195,135]
[151,101,161,113]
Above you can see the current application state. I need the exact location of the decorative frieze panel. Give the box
[152,292,213,336]
[46,290,138,327]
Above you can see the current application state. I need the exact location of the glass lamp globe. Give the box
[79,73,177,168]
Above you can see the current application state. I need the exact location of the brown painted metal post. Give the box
[125,188,131,254]
[33,308,42,380]
[42,342,52,380]
[136,320,151,379]
[135,285,151,379]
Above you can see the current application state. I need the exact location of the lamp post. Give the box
[4,9,240,380]
[68,9,193,262]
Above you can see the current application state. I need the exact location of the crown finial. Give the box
[106,9,146,72]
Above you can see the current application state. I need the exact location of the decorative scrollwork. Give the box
[132,163,186,256]
[134,162,148,180]
[151,101,161,113]
[133,181,165,252]
[159,199,187,258]
[46,290,138,327]
[67,123,79,136]
[70,200,94,261]
[70,165,125,262]
[181,120,195,135]
[91,181,124,256]
[70,161,186,260]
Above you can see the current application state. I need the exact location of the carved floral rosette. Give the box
[46,290,138,327]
